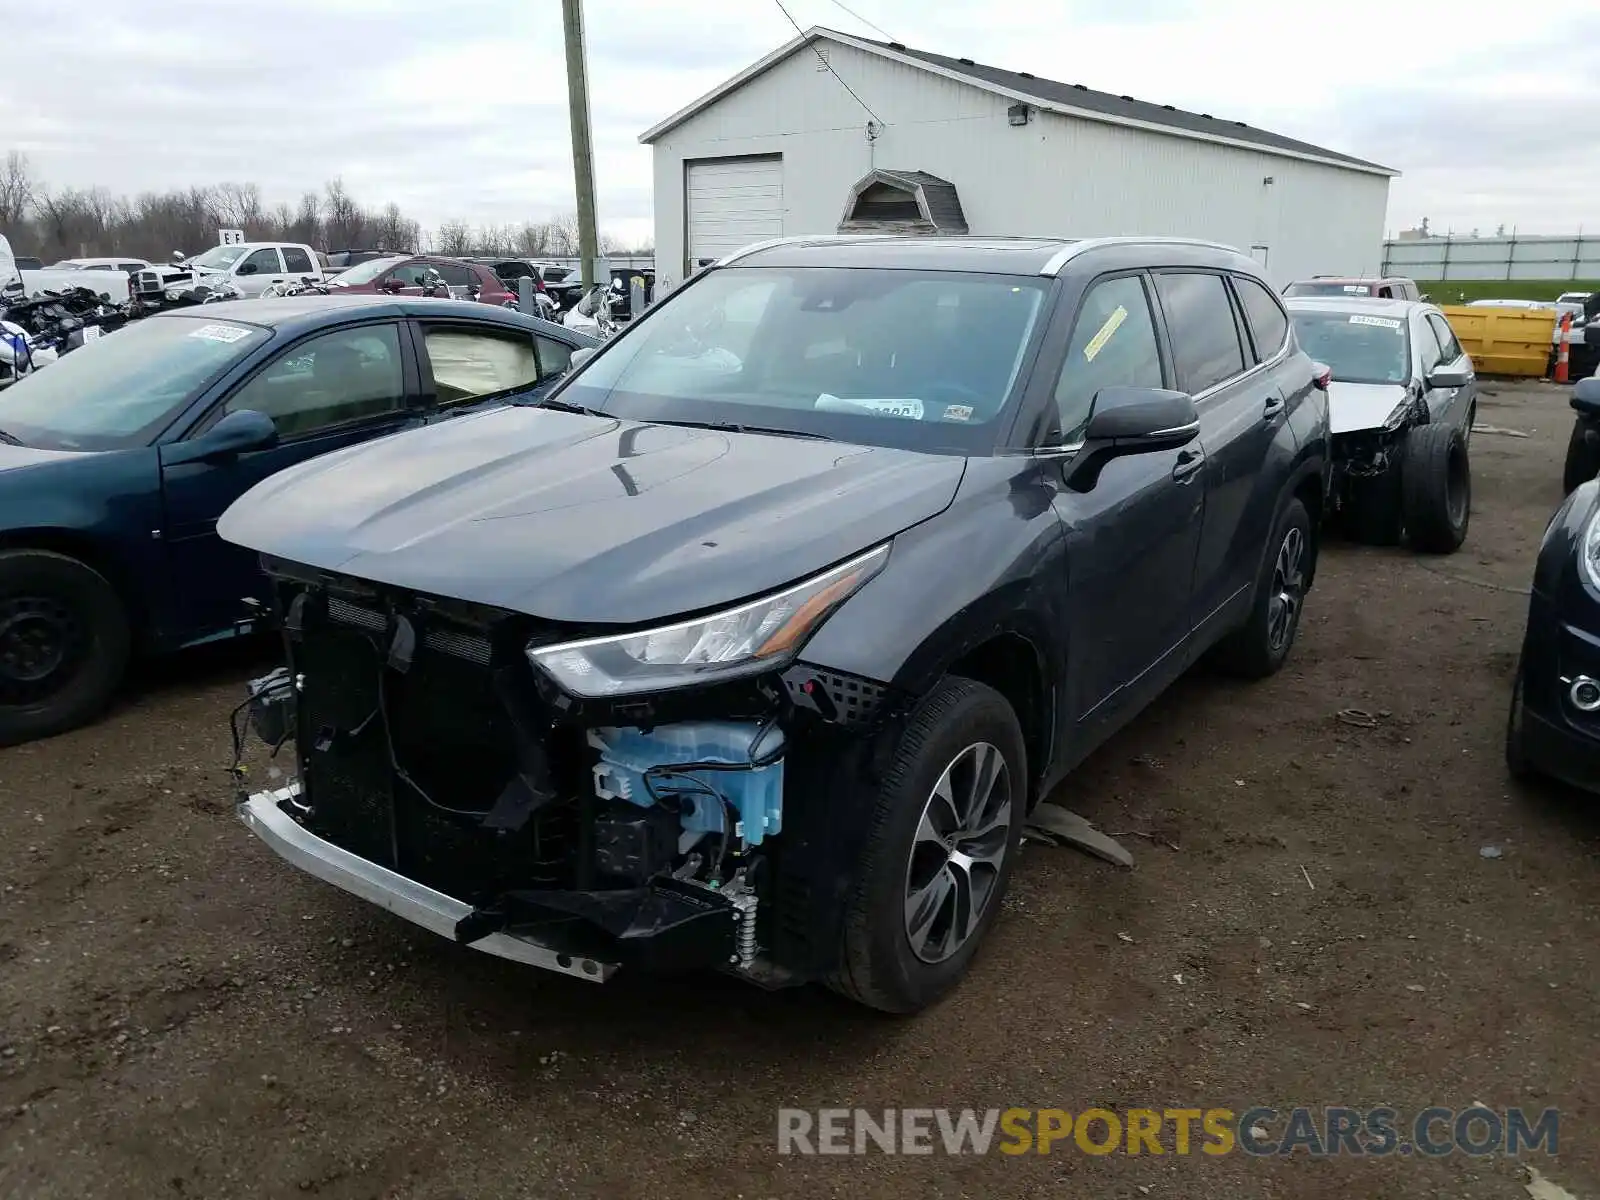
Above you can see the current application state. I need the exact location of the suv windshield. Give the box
[0,315,268,450]
[1290,310,1410,386]
[560,267,1049,454]
[331,256,407,285]
[191,245,248,270]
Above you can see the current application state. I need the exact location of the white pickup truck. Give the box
[181,241,324,297]
[1,234,132,303]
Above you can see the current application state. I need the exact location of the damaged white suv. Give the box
[1287,297,1476,552]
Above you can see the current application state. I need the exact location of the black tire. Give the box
[1340,459,1403,545]
[1506,655,1534,782]
[827,677,1025,1014]
[1563,421,1600,494]
[1401,423,1470,554]
[1212,497,1313,680]
[0,549,130,747]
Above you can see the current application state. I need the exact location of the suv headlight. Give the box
[526,543,890,697]
[1580,508,1600,591]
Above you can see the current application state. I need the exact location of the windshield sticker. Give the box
[815,394,925,419]
[1348,315,1403,330]
[1343,285,1372,294]
[1083,305,1129,362]
[189,323,252,344]
[943,404,974,422]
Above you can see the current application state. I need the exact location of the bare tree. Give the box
[0,163,636,262]
[0,151,36,234]
[434,220,474,257]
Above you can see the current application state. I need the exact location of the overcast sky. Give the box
[5,0,1594,247]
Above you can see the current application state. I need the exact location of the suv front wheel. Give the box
[828,677,1026,1013]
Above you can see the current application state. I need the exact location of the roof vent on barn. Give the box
[837,170,969,236]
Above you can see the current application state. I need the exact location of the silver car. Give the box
[1286,297,1476,553]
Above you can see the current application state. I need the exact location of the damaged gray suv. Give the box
[221,235,1330,1013]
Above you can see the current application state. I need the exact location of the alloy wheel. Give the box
[903,741,1014,964]
[1267,526,1306,653]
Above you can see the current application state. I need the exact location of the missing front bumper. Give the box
[239,785,619,983]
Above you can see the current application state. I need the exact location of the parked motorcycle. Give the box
[260,276,333,299]
[0,286,129,361]
[562,284,618,339]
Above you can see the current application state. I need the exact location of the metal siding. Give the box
[651,41,1388,292]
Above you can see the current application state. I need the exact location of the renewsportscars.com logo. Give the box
[777,1106,1559,1157]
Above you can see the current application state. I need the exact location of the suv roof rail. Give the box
[1039,236,1247,277]
[715,234,868,266]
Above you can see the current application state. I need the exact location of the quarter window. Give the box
[1154,272,1247,394]
[1050,275,1164,444]
[225,324,406,437]
[536,335,574,378]
[424,327,539,404]
[1415,316,1444,374]
[1427,313,1463,362]
[1233,275,1290,362]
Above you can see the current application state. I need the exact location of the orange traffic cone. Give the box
[1557,312,1572,384]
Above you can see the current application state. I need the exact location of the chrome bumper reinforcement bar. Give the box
[239,785,618,983]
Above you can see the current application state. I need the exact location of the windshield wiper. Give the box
[649,418,833,441]
[0,429,23,446]
[536,397,610,417]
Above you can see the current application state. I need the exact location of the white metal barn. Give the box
[641,27,1396,293]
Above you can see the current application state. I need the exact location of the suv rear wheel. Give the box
[1213,497,1313,679]
[828,677,1025,1013]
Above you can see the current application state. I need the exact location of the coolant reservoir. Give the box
[587,722,785,845]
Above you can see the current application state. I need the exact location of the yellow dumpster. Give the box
[1439,305,1556,377]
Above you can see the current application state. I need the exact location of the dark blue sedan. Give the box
[0,295,596,744]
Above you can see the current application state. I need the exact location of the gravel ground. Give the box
[1,379,1596,1200]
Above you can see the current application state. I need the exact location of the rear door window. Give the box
[282,246,314,273]
[422,326,540,405]
[1154,272,1247,394]
[1232,275,1290,362]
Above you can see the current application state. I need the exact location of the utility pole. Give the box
[561,0,600,289]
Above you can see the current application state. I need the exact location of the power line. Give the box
[824,0,896,41]
[772,0,884,126]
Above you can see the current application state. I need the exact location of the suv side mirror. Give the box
[1060,386,1199,492]
[165,408,279,466]
[1427,365,1470,389]
[1573,377,1600,416]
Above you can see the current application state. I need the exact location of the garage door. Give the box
[685,156,783,271]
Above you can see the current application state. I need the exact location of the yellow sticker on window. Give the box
[1083,305,1129,362]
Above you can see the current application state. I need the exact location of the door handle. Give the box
[1172,448,1205,483]
[1263,395,1286,420]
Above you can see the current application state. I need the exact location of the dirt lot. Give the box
[1,380,1596,1200]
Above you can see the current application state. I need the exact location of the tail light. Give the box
[1311,361,1332,390]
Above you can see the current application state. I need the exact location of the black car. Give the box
[221,235,1331,1013]
[1562,373,1600,493]
[1510,376,1600,788]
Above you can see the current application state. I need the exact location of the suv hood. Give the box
[1329,381,1408,435]
[218,406,966,624]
